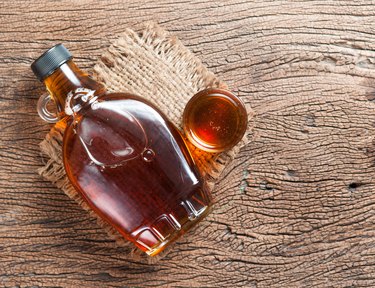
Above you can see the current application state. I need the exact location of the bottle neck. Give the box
[43,60,105,118]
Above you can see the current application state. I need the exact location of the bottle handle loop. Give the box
[37,93,59,123]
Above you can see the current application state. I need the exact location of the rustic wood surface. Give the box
[1,1,375,287]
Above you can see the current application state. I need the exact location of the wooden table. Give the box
[1,1,375,287]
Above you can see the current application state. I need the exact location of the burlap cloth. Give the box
[39,23,251,262]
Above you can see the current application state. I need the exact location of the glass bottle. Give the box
[32,44,212,256]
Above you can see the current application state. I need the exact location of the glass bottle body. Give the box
[43,61,212,256]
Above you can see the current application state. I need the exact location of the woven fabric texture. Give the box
[38,23,250,262]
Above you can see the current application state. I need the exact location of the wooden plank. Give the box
[1,0,375,287]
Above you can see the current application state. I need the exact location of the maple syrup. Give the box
[183,88,248,152]
[32,44,212,256]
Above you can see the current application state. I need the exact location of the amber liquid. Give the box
[183,88,248,152]
[45,61,212,256]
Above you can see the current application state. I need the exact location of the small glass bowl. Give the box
[182,88,248,153]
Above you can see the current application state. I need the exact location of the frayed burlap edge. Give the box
[38,23,253,263]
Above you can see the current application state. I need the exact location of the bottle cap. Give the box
[182,88,248,153]
[31,44,73,81]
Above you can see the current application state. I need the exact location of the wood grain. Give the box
[1,0,375,287]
